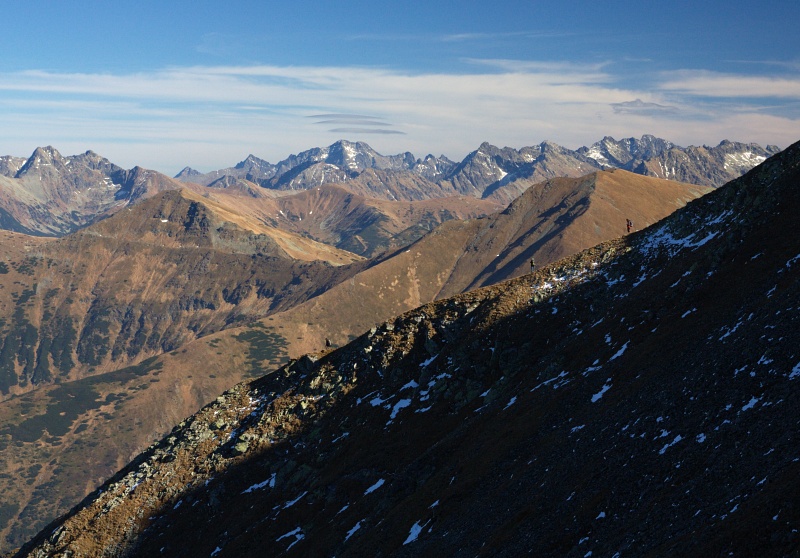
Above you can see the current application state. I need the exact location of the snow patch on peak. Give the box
[725,152,766,172]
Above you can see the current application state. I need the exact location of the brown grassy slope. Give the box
[182,183,502,258]
[0,188,368,549]
[0,337,260,551]
[91,187,363,265]
[15,169,706,376]
[0,188,366,393]
[419,169,710,297]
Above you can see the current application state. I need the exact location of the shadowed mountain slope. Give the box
[416,169,710,298]
[258,184,501,257]
[14,141,799,557]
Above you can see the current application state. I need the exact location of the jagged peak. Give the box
[31,145,62,158]
[538,139,563,151]
[234,154,273,171]
[25,145,64,165]
[174,166,201,178]
[15,146,66,176]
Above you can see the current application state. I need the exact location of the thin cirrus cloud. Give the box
[345,30,574,43]
[659,70,800,99]
[441,30,574,42]
[463,58,612,80]
[328,128,406,135]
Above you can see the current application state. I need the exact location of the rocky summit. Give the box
[13,141,800,557]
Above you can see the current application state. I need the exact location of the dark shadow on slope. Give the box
[465,193,592,292]
[0,208,47,237]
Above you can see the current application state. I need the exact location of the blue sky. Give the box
[0,1,798,175]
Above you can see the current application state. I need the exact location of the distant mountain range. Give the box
[14,140,800,558]
[175,136,780,199]
[0,136,780,238]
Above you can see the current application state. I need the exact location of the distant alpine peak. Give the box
[29,145,64,165]
[174,166,202,179]
[32,145,62,158]
[16,145,66,176]
[176,134,785,195]
[235,154,272,169]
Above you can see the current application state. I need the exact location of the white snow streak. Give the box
[390,398,412,420]
[741,397,760,412]
[364,479,385,495]
[591,381,612,403]
[345,521,362,542]
[609,341,629,361]
[658,434,683,455]
[242,473,276,494]
[403,521,428,545]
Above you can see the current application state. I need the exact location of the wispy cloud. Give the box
[346,30,573,43]
[441,30,573,42]
[0,63,796,173]
[659,70,800,99]
[309,114,384,120]
[611,99,678,116]
[724,59,800,72]
[464,58,611,77]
